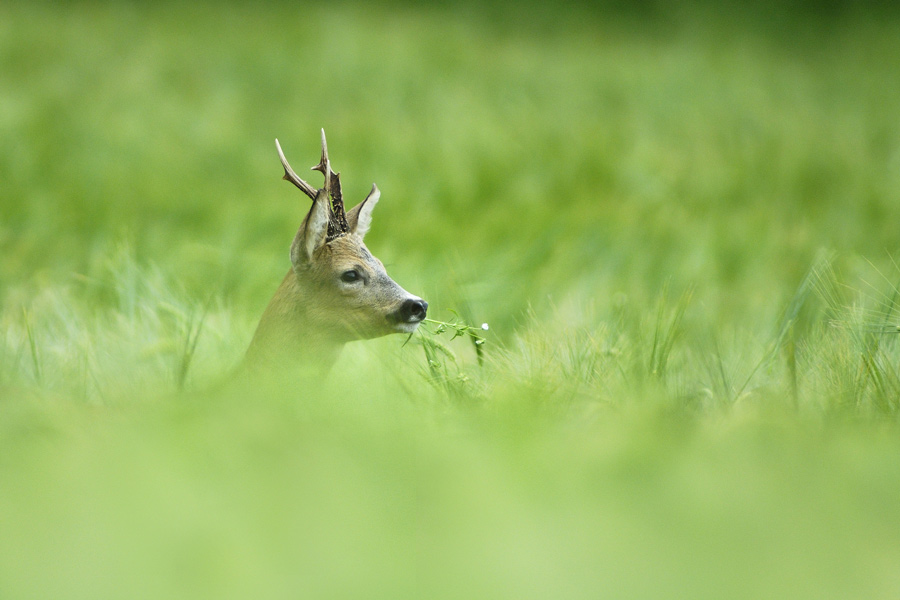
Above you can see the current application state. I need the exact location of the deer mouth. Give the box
[394,322,421,334]
[389,298,428,332]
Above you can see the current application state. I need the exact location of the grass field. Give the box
[3,1,900,598]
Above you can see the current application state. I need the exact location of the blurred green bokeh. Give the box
[4,0,899,330]
[2,1,900,598]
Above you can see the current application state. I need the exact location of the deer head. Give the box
[245,130,427,371]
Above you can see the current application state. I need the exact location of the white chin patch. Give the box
[394,321,421,334]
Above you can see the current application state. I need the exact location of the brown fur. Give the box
[244,134,425,375]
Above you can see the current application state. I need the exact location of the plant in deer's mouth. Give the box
[405,312,488,395]
[424,315,487,358]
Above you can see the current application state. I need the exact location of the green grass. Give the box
[3,1,900,598]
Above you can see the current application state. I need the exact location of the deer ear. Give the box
[291,188,330,267]
[347,184,380,240]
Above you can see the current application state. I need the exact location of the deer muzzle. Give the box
[389,298,428,332]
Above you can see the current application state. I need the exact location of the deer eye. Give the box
[340,269,361,283]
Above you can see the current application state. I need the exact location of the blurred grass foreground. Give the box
[3,1,900,598]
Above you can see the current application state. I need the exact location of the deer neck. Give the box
[244,269,344,374]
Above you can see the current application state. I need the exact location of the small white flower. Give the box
[481,323,489,331]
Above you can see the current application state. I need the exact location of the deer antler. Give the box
[276,130,350,241]
[275,138,317,200]
[310,129,349,240]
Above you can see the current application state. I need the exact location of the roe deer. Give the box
[244,130,427,373]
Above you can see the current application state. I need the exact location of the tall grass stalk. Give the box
[21,308,42,385]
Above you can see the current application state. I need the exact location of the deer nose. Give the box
[401,298,428,323]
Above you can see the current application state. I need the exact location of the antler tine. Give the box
[311,128,335,195]
[275,138,317,201]
[311,128,330,173]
